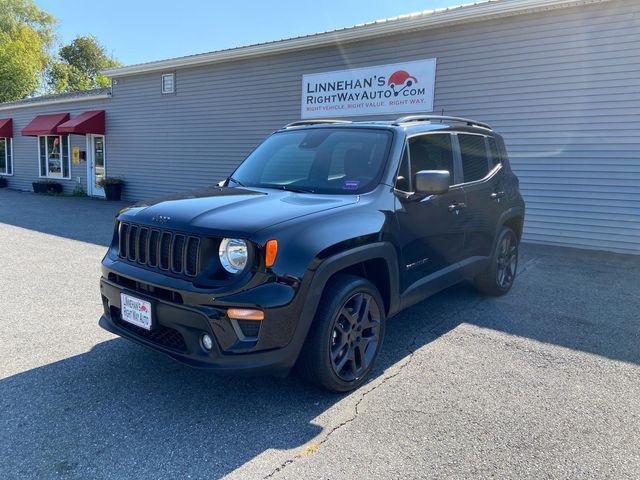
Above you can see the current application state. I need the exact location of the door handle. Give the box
[491,191,505,199]
[448,202,466,212]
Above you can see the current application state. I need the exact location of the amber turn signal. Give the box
[227,308,264,321]
[265,239,278,267]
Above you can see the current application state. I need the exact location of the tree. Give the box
[0,0,55,102]
[47,36,120,93]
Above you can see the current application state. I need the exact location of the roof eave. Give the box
[0,91,112,112]
[102,0,609,78]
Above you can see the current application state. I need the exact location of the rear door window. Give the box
[458,134,489,183]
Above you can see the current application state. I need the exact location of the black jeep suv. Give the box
[99,115,525,392]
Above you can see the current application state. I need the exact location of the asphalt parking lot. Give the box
[0,188,639,479]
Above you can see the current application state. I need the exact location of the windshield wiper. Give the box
[228,177,246,187]
[274,185,315,194]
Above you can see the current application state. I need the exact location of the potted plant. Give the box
[0,177,7,188]
[32,179,63,194]
[98,177,124,201]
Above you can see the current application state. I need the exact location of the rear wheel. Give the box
[297,274,385,392]
[474,226,519,296]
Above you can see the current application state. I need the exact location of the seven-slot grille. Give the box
[118,222,201,277]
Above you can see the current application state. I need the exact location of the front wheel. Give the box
[474,226,519,296]
[297,274,386,392]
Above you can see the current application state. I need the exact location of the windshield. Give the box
[230,128,393,194]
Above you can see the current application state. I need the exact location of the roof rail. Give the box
[394,115,491,130]
[284,119,352,128]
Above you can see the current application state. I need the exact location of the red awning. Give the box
[0,118,12,137]
[22,113,70,136]
[57,110,105,135]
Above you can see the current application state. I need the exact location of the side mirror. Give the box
[414,170,450,195]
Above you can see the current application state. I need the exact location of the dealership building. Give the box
[0,0,637,254]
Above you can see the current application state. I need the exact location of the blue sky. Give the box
[37,0,459,66]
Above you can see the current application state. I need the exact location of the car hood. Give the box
[121,186,358,236]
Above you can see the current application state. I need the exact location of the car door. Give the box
[455,132,499,260]
[394,133,466,293]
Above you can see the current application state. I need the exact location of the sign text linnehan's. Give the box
[301,59,436,119]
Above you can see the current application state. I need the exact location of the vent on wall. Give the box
[161,73,175,94]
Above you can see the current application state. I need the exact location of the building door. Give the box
[87,135,106,197]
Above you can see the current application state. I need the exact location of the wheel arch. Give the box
[306,242,400,319]
[498,206,525,240]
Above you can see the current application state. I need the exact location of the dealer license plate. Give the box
[120,293,152,331]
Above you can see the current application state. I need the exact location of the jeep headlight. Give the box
[218,238,249,274]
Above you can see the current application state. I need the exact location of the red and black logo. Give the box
[387,70,418,97]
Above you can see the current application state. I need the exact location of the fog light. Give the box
[201,334,213,351]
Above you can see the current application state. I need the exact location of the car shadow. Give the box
[0,287,465,479]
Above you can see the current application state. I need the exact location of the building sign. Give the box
[301,58,436,119]
[72,146,81,164]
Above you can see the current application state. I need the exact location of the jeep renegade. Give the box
[99,115,525,392]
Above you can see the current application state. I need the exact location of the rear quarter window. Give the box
[497,136,510,162]
[487,137,501,167]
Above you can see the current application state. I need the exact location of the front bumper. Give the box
[99,275,310,374]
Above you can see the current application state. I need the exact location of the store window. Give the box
[0,137,12,175]
[38,135,70,178]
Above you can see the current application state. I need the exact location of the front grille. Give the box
[118,222,201,278]
[173,235,185,272]
[148,230,160,266]
[112,307,187,352]
[159,232,171,270]
[138,228,148,264]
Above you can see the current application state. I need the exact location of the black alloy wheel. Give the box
[297,274,386,392]
[329,291,382,382]
[474,226,519,296]
[496,230,518,289]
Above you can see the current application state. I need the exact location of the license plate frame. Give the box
[120,293,153,331]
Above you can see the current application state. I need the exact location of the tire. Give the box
[297,274,386,392]
[474,226,519,296]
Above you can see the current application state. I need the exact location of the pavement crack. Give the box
[262,339,421,479]
[262,297,480,479]
[263,458,295,479]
